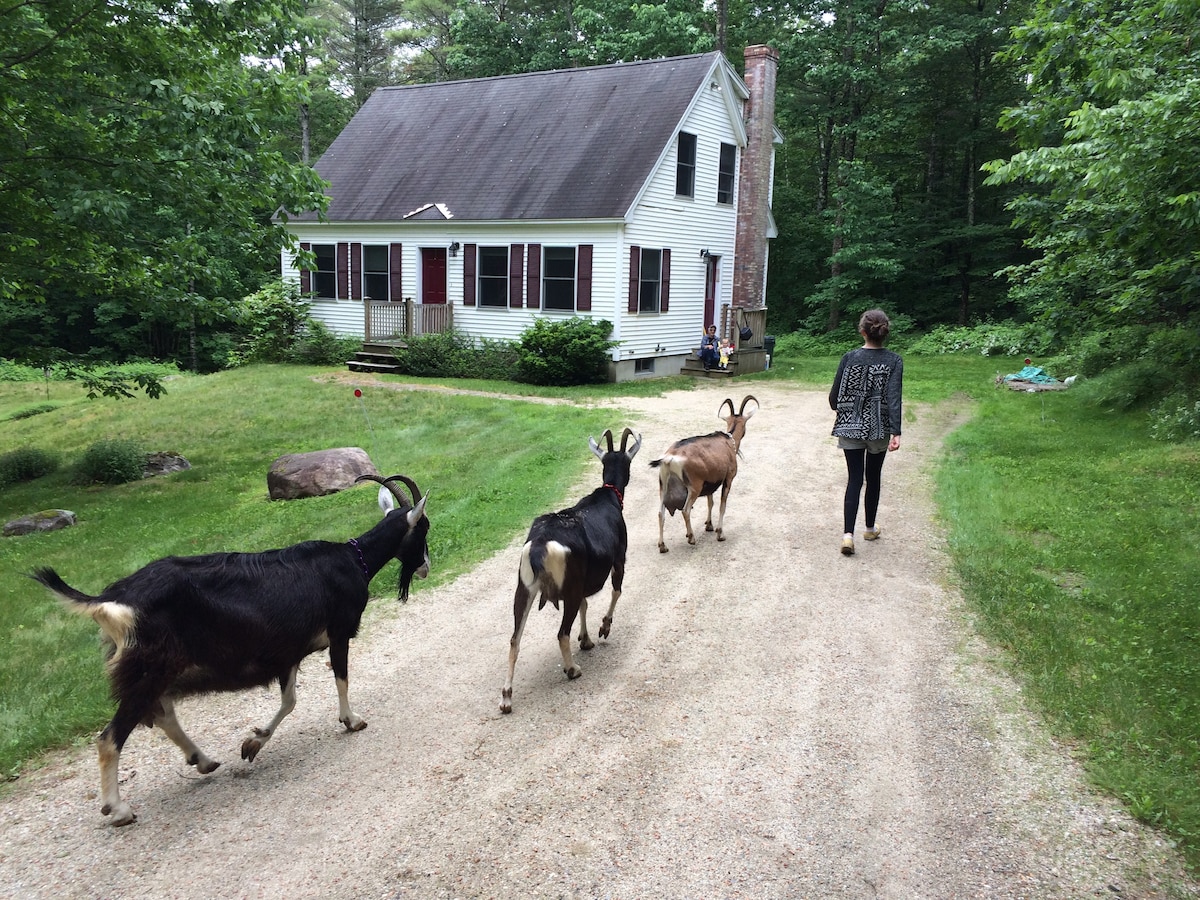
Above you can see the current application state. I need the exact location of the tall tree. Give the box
[984,0,1200,333]
[0,0,330,367]
[321,0,407,106]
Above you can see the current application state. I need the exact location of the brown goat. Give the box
[649,395,758,553]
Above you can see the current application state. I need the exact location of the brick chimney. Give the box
[732,44,779,312]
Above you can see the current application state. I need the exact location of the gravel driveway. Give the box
[1,382,1195,899]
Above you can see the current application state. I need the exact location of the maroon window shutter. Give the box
[577,244,593,312]
[299,242,311,294]
[389,243,402,300]
[463,243,477,306]
[336,242,349,300]
[660,248,671,312]
[350,243,362,300]
[509,244,524,308]
[526,244,541,309]
[628,246,640,313]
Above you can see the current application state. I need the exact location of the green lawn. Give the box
[2,356,1197,870]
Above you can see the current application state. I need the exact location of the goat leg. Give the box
[704,494,716,532]
[242,666,300,762]
[501,582,536,713]
[155,696,219,774]
[558,598,583,679]
[577,596,594,651]
[598,582,621,640]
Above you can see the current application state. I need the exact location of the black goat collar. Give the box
[347,538,369,578]
[603,483,624,508]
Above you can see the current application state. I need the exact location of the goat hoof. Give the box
[241,738,263,762]
[717,533,726,542]
[500,689,513,714]
[658,544,669,554]
[599,620,612,640]
[342,716,367,732]
[580,637,595,651]
[565,666,582,680]
[705,523,714,532]
[105,802,136,826]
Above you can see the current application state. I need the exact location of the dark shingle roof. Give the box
[296,53,723,223]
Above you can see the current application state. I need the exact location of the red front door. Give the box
[421,248,447,305]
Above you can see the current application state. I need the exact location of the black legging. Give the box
[843,448,887,534]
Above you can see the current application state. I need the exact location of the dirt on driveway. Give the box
[1,382,1195,899]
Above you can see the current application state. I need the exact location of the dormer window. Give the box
[675,132,697,198]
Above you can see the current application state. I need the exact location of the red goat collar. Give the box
[603,483,624,508]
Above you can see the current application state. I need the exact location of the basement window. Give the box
[634,358,656,375]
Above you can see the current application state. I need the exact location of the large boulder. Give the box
[267,448,379,500]
[144,451,191,478]
[3,509,77,537]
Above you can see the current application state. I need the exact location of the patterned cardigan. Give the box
[828,347,904,441]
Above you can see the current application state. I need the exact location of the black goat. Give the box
[30,474,429,827]
[500,428,641,714]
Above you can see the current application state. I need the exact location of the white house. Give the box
[280,47,780,381]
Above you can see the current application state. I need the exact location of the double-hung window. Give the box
[639,249,662,313]
[478,246,509,307]
[675,132,697,198]
[312,244,337,299]
[542,247,577,311]
[362,245,389,300]
[717,143,737,205]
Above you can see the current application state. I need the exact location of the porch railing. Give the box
[719,304,768,349]
[363,300,453,342]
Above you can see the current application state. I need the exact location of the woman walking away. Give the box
[829,309,903,556]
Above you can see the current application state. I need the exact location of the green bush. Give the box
[229,281,312,366]
[391,329,519,380]
[71,439,147,485]
[0,447,59,488]
[515,317,616,386]
[290,321,363,366]
[1150,395,1200,442]
[905,322,1052,357]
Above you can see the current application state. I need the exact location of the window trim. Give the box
[362,244,390,301]
[312,243,337,299]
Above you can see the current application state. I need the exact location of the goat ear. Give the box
[589,436,604,460]
[739,395,760,418]
[718,399,735,419]
[378,485,397,515]
[406,493,428,527]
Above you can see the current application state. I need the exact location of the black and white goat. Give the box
[30,474,429,827]
[500,428,641,714]
[650,395,758,553]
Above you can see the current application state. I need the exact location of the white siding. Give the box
[618,75,743,365]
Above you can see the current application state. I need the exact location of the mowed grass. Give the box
[0,365,635,777]
[936,380,1200,868]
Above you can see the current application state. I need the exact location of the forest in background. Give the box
[2,0,1198,393]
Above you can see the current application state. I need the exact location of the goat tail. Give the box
[30,567,137,655]
[519,540,569,593]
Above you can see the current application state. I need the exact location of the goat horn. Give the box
[603,429,615,452]
[718,398,734,418]
[620,428,642,457]
[385,474,423,505]
[355,473,410,506]
[738,395,760,416]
